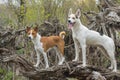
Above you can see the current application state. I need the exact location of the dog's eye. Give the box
[28,33,30,35]
[76,16,78,19]
[32,33,35,35]
[72,17,75,19]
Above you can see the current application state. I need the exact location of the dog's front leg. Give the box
[42,52,49,69]
[75,37,87,67]
[34,49,40,67]
[72,39,80,62]
[76,39,87,68]
[81,42,87,67]
[77,44,87,67]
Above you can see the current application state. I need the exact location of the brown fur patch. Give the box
[40,36,65,55]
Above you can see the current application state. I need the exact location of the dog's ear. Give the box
[26,26,31,33]
[75,9,81,18]
[34,26,38,32]
[68,8,72,16]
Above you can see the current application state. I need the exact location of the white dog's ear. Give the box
[68,8,72,16]
[75,9,81,18]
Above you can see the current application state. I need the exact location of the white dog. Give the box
[68,8,117,72]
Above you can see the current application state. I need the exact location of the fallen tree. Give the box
[0,22,120,80]
[1,52,120,80]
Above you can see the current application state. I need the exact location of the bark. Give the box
[1,53,120,80]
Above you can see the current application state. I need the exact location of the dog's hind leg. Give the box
[59,54,65,65]
[103,43,117,72]
[42,52,49,68]
[108,51,117,72]
[54,47,62,65]
[81,44,87,67]
[57,44,65,65]
[112,58,117,72]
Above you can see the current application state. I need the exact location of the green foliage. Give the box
[3,71,13,80]
[26,6,38,23]
[67,78,78,80]
[1,0,120,27]
[0,68,5,74]
[16,48,24,54]
[0,0,99,27]
[24,0,98,25]
[116,0,120,3]
[0,11,14,26]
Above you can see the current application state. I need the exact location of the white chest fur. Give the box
[32,34,43,51]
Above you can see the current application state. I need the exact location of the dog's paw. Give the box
[58,58,65,65]
[77,65,84,68]
[45,65,49,69]
[77,64,86,68]
[112,69,117,72]
[108,66,113,70]
[33,65,38,67]
[58,62,63,65]
[82,64,86,67]
[72,59,78,62]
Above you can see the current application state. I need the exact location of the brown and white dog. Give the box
[26,27,66,68]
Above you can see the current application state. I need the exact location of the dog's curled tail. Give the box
[59,31,66,39]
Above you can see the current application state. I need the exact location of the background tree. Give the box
[0,0,120,80]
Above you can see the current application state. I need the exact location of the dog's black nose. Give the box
[28,37,31,40]
[68,20,71,23]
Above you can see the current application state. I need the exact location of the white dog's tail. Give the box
[59,31,66,39]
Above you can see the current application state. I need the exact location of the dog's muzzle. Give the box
[68,21,75,29]
[68,20,71,23]
[28,36,32,41]
[28,36,31,39]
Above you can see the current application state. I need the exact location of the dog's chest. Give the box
[72,29,83,40]
[33,39,43,50]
